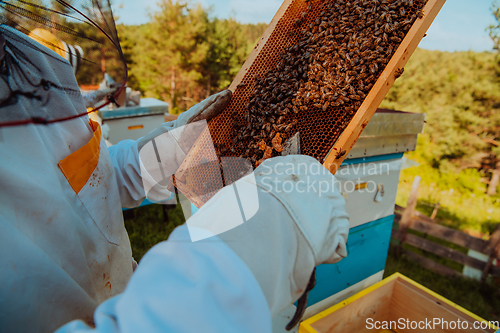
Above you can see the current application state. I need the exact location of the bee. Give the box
[284,123,294,132]
[335,148,347,159]
[416,9,424,19]
[237,83,247,88]
[322,101,329,111]
[395,67,404,79]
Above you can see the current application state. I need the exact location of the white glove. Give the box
[81,87,117,108]
[136,90,232,201]
[187,155,349,317]
[137,90,232,151]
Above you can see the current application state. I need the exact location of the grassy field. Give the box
[396,140,500,236]
[124,203,185,261]
[124,199,500,322]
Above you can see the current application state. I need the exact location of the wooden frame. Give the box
[226,0,447,176]
[299,273,498,333]
[228,0,294,92]
[175,0,447,207]
[323,0,446,173]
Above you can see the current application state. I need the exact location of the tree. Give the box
[120,0,265,112]
[380,48,500,195]
[490,1,500,50]
[485,1,500,195]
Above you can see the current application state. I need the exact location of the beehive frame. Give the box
[227,0,445,172]
[175,0,446,208]
[321,0,445,172]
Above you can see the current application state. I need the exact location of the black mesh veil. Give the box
[0,0,126,127]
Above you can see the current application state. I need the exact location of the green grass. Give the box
[396,139,500,235]
[124,202,186,262]
[385,246,500,322]
[392,224,469,272]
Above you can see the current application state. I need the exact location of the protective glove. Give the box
[186,155,349,317]
[136,90,232,201]
[137,90,232,151]
[81,87,118,108]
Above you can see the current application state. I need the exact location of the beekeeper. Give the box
[0,23,349,333]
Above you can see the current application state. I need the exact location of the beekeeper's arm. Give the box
[56,155,349,333]
[107,90,232,208]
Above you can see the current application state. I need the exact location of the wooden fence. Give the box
[392,176,500,281]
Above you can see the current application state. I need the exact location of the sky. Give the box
[114,0,498,52]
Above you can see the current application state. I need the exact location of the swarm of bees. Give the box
[220,0,426,167]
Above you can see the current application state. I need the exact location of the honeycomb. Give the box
[176,0,430,208]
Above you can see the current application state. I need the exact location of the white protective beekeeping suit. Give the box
[0,24,229,332]
[0,25,138,332]
[0,24,350,333]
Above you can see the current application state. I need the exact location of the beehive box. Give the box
[174,0,446,207]
[307,215,394,308]
[300,273,499,333]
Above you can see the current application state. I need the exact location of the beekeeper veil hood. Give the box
[0,0,126,127]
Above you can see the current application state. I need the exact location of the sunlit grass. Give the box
[124,202,186,262]
[396,136,500,235]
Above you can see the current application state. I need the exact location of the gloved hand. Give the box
[136,90,232,201]
[186,155,349,317]
[137,90,232,151]
[81,87,118,108]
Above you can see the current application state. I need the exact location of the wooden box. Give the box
[300,273,498,333]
